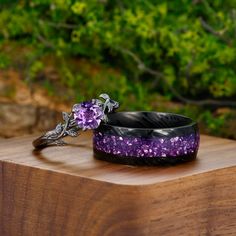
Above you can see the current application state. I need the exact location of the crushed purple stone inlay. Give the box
[93,131,200,158]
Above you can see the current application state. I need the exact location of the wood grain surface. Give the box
[0,132,236,236]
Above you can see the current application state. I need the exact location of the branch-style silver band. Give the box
[32,94,119,149]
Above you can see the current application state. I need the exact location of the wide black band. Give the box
[93,112,200,166]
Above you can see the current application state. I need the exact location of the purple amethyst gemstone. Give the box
[73,101,104,129]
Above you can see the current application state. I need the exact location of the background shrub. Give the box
[0,0,236,137]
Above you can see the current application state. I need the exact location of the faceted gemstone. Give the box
[73,101,104,129]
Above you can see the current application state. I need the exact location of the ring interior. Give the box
[106,112,193,129]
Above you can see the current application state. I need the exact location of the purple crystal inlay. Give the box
[93,131,200,158]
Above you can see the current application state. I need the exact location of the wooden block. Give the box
[0,132,236,236]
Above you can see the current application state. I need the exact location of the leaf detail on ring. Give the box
[55,123,63,133]
[62,112,69,122]
[66,129,78,137]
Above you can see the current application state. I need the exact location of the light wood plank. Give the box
[0,133,236,235]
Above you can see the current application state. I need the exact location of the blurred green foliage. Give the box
[0,0,236,136]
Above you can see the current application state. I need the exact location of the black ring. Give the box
[93,112,200,165]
